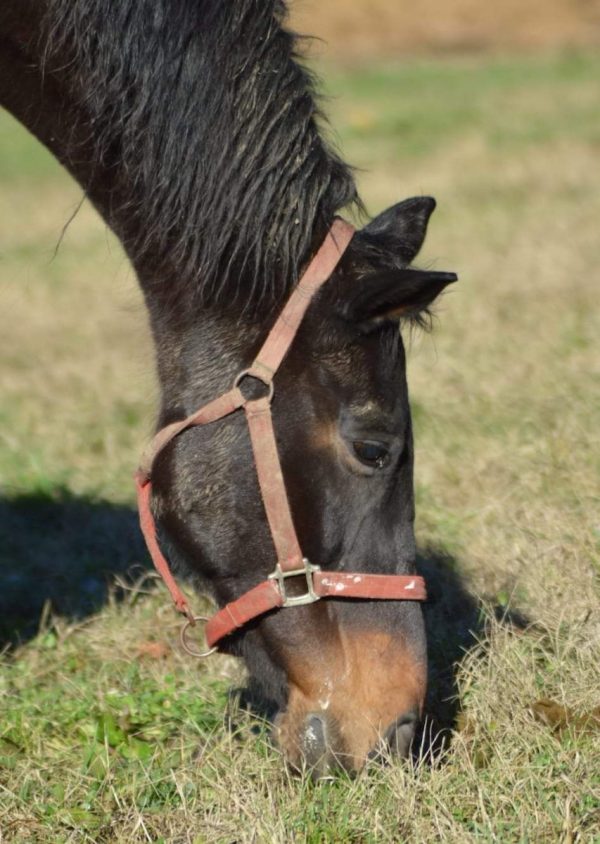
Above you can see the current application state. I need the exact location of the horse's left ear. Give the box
[341,268,458,328]
[363,196,437,263]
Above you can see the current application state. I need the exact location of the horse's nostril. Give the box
[301,714,329,770]
[299,713,344,778]
[385,707,419,758]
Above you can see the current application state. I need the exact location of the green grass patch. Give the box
[322,51,600,166]
[0,112,64,184]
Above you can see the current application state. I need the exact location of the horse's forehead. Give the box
[313,335,405,399]
[346,400,399,425]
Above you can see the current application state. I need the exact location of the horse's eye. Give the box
[352,440,390,469]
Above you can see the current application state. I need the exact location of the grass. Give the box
[1,50,600,841]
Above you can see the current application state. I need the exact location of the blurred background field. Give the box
[1,5,600,842]
[292,0,600,56]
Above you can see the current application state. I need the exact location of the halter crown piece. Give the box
[135,219,427,656]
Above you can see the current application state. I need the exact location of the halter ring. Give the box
[179,615,217,658]
[234,368,275,403]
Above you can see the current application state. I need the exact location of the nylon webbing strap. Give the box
[135,473,194,619]
[203,572,427,649]
[245,396,304,572]
[204,580,284,647]
[138,387,245,481]
[247,219,355,381]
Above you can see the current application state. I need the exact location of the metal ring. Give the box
[179,615,217,658]
[233,368,275,403]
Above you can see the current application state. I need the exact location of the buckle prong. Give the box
[269,558,321,607]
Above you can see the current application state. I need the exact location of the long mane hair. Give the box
[43,0,360,308]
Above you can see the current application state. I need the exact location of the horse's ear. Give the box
[363,196,437,264]
[342,268,458,328]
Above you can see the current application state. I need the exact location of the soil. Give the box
[290,0,600,58]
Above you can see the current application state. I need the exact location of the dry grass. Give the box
[290,0,600,57]
[1,50,599,841]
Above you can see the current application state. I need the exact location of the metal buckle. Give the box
[269,558,321,607]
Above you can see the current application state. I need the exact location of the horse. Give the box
[0,0,457,774]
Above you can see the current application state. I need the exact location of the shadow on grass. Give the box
[0,488,149,648]
[1,490,530,758]
[416,547,529,757]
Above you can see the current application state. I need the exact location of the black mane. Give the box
[43,0,360,308]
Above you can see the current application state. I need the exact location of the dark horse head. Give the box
[1,0,456,772]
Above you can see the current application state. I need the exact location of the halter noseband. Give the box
[135,219,426,655]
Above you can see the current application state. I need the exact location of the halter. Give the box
[135,219,426,656]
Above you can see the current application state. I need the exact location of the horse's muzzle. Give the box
[273,626,426,775]
[277,704,420,777]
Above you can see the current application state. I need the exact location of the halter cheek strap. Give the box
[135,219,426,654]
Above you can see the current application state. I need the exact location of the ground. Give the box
[290,0,600,57]
[1,49,599,842]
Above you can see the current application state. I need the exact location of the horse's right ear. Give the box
[336,267,457,330]
[363,196,437,264]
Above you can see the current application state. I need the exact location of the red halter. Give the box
[135,219,426,654]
